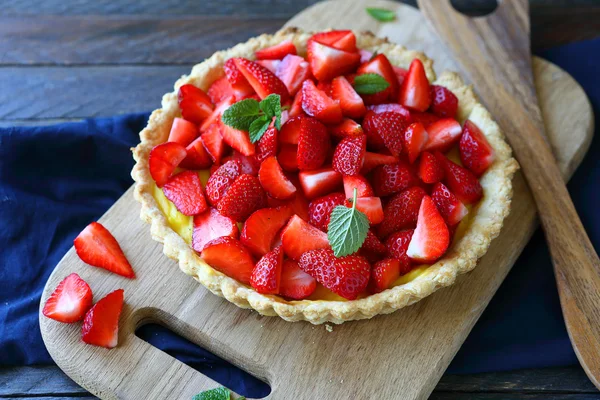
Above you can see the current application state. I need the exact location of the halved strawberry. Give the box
[298,249,370,300]
[74,222,135,278]
[233,58,290,103]
[346,196,383,225]
[254,124,278,164]
[404,122,429,163]
[431,182,468,226]
[201,123,226,164]
[220,123,255,156]
[250,245,283,294]
[308,192,346,231]
[192,207,239,252]
[298,167,343,199]
[228,150,260,175]
[434,152,483,204]
[317,80,333,97]
[279,259,317,300]
[180,133,212,170]
[200,96,235,132]
[281,215,330,260]
[43,273,93,323]
[406,196,450,262]
[418,151,444,184]
[423,118,462,152]
[367,103,411,119]
[330,118,363,140]
[301,80,342,124]
[377,187,426,238]
[275,54,311,96]
[207,76,234,105]
[362,111,386,150]
[297,116,330,170]
[399,59,431,112]
[256,40,297,60]
[362,111,409,156]
[331,76,366,119]
[429,85,458,118]
[310,30,354,49]
[259,156,297,199]
[81,289,124,349]
[149,142,187,187]
[372,160,417,197]
[201,237,255,284]
[224,59,254,100]
[278,144,299,172]
[241,205,293,256]
[384,230,414,274]
[343,175,374,198]
[357,54,399,104]
[289,90,305,118]
[268,189,310,221]
[370,259,400,293]
[459,120,495,176]
[177,84,214,124]
[360,229,387,262]
[217,174,266,221]
[360,151,398,174]
[205,159,242,205]
[410,111,441,128]
[279,115,303,144]
[162,171,208,216]
[330,30,357,52]
[168,117,199,146]
[256,59,281,74]
[394,66,408,87]
[307,39,360,82]
[332,135,366,176]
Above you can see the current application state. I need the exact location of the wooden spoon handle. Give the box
[418,0,600,388]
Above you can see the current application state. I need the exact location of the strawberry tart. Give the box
[131,28,518,324]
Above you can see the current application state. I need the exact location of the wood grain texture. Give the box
[418,0,600,389]
[38,1,595,399]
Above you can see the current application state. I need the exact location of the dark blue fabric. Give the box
[0,39,598,396]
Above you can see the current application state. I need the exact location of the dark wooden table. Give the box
[1,0,599,398]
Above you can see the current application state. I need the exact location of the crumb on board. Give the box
[325,324,333,332]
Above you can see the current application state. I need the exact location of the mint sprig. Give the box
[221,94,282,143]
[192,387,245,400]
[353,73,390,95]
[366,7,396,22]
[327,189,369,257]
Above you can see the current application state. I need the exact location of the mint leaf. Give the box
[260,94,282,129]
[249,115,271,143]
[221,98,260,131]
[366,7,396,22]
[327,189,369,257]
[353,73,390,95]
[192,386,230,400]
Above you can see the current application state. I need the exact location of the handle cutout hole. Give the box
[450,0,498,17]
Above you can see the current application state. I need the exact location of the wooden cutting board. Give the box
[39,1,594,399]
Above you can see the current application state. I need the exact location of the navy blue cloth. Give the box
[1,39,598,397]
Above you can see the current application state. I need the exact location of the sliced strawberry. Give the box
[317,80,333,96]
[298,249,370,300]
[229,151,260,175]
[301,79,342,124]
[385,228,414,258]
[217,174,266,221]
[429,85,458,118]
[362,111,386,150]
[289,90,305,118]
[43,273,93,323]
[423,118,462,152]
[330,118,363,140]
[406,196,450,262]
[359,49,373,63]
[149,142,187,187]
[256,59,281,74]
[279,116,303,144]
[393,66,408,87]
[357,54,399,104]
[278,144,299,172]
[307,39,360,82]
[343,175,374,198]
[162,171,208,216]
[332,31,357,52]
[81,289,124,349]
[281,215,330,260]
[192,207,239,252]
[241,205,293,256]
[268,189,309,221]
[363,111,410,156]
[298,167,343,199]
[370,258,400,293]
[431,182,468,226]
[404,122,429,163]
[279,259,317,300]
[201,237,255,284]
[177,84,214,124]
[377,187,426,239]
[74,222,135,278]
[256,40,297,60]
[410,111,441,128]
[310,30,353,48]
[332,135,366,176]
[459,120,495,176]
[224,59,254,99]
[250,245,283,294]
[200,96,235,132]
[254,124,278,164]
[399,58,431,112]
[361,151,398,174]
[417,151,444,184]
[308,192,346,231]
[205,159,241,205]
[200,123,226,164]
[367,103,411,119]
[220,123,255,156]
[275,54,311,96]
[360,229,387,262]
[259,156,297,199]
[180,135,213,170]
[434,152,483,204]
[207,76,234,105]
[233,58,290,103]
[297,116,330,170]
[168,117,199,146]
[347,196,383,224]
[331,76,366,119]
[372,160,417,197]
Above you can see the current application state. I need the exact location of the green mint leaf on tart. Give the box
[222,94,282,142]
[353,73,390,95]
[260,94,282,129]
[192,386,231,400]
[366,7,396,22]
[249,115,271,143]
[221,98,260,131]
[327,189,369,257]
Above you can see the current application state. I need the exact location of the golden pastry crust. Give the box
[131,28,519,324]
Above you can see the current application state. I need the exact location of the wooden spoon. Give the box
[418,0,600,389]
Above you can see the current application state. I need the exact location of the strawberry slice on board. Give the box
[205,159,242,206]
[192,208,239,252]
[398,58,431,112]
[423,118,463,153]
[301,80,343,124]
[347,196,384,225]
[404,122,429,163]
[278,144,300,172]
[434,151,483,204]
[431,182,468,226]
[332,135,367,176]
[258,156,297,200]
[418,151,444,184]
[74,222,135,279]
[254,124,278,164]
[459,120,495,176]
[207,76,234,105]
[224,59,255,100]
[330,118,364,140]
[81,289,124,349]
[217,174,267,222]
[360,151,398,175]
[200,96,235,132]
[149,142,187,187]
[377,187,427,239]
[281,215,330,260]
[233,58,290,103]
[372,160,418,197]
[308,192,346,231]
[429,84,458,118]
[357,54,399,104]
[256,40,297,60]
[177,84,214,125]
[406,196,450,262]
[42,273,93,323]
[331,76,367,119]
[279,259,317,300]
[201,237,255,285]
[275,54,311,96]
[343,175,374,198]
[370,258,401,293]
[180,135,213,170]
[162,171,208,216]
[307,39,361,82]
[219,123,255,156]
[241,205,293,257]
[298,167,343,200]
[250,245,284,294]
[168,117,199,147]
[297,116,330,170]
